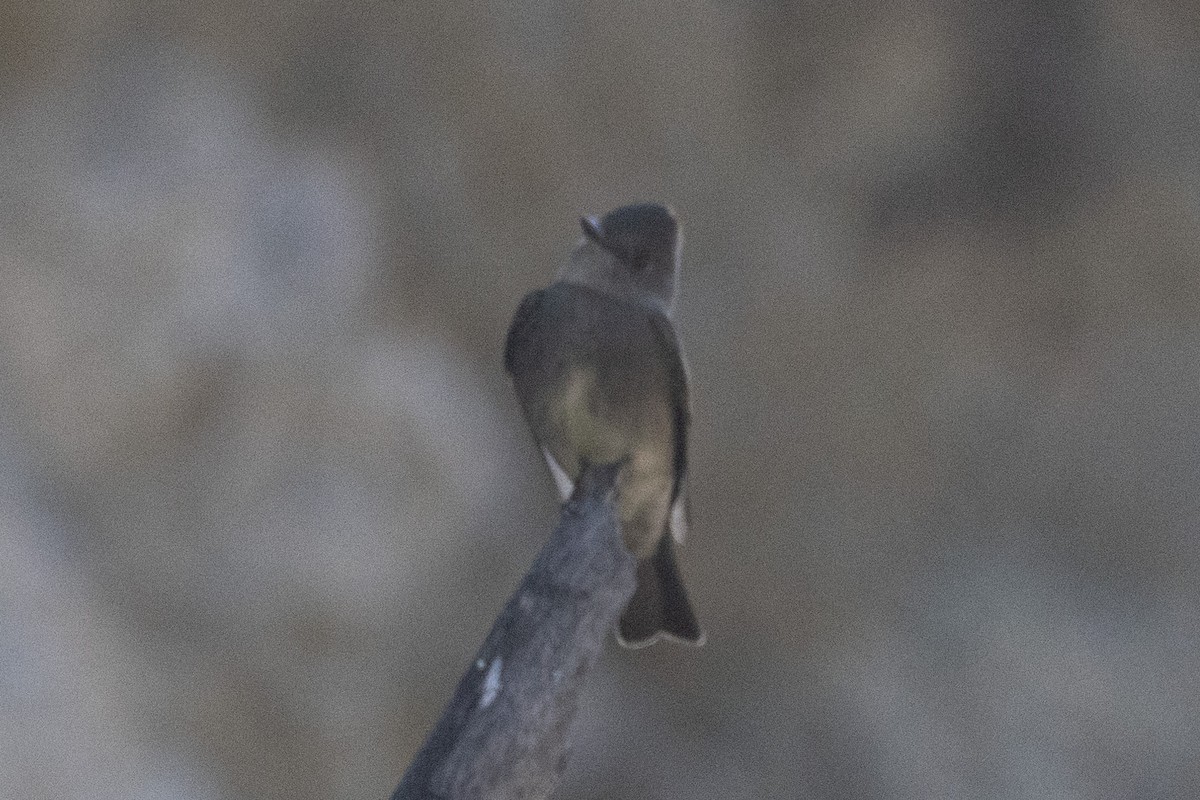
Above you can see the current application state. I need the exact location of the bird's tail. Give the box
[617,534,705,648]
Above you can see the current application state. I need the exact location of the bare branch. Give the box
[392,462,636,800]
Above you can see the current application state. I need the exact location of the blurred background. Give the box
[3,1,1198,798]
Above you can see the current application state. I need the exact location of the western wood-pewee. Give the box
[504,203,703,647]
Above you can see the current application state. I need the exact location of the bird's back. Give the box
[505,282,675,458]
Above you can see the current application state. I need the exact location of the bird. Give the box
[504,202,703,647]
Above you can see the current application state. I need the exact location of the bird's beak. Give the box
[580,215,604,244]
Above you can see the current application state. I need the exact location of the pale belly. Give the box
[543,368,675,557]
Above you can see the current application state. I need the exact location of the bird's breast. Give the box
[548,367,634,464]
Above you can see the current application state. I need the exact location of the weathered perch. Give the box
[392,462,636,800]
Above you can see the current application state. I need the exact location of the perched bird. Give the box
[504,203,703,647]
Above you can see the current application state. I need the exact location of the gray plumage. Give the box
[504,203,703,647]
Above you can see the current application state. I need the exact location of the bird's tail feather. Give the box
[617,534,704,648]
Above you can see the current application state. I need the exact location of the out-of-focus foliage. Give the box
[3,2,1198,798]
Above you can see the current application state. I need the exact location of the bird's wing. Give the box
[503,288,546,378]
[648,309,692,543]
[505,288,579,500]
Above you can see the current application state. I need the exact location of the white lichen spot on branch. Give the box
[479,658,503,709]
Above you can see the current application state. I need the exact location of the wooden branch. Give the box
[391,462,636,800]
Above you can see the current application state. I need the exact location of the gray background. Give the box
[3,2,1198,798]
